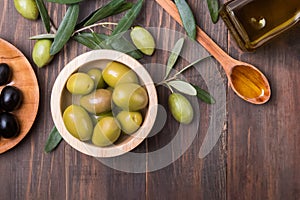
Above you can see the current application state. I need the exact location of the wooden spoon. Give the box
[155,0,271,104]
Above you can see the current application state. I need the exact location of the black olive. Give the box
[0,86,23,112]
[0,63,12,86]
[0,112,20,138]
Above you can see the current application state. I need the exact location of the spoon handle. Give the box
[155,0,236,74]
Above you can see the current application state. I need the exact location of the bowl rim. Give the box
[51,49,158,157]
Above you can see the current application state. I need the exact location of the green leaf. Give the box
[30,33,55,40]
[35,0,51,33]
[111,0,143,36]
[74,32,112,49]
[73,33,102,49]
[44,126,63,153]
[116,2,134,14]
[73,33,143,59]
[165,37,184,79]
[193,84,216,104]
[168,80,197,96]
[91,32,112,49]
[78,0,125,27]
[73,32,108,49]
[109,35,143,60]
[174,0,196,40]
[46,0,83,4]
[207,0,219,23]
[50,4,79,55]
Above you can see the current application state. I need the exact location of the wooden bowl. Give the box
[51,50,157,157]
[0,38,39,154]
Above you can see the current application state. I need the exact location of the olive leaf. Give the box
[30,33,55,40]
[46,0,83,4]
[114,2,134,15]
[193,84,216,104]
[165,37,185,79]
[111,0,143,36]
[109,35,143,60]
[73,33,103,49]
[50,4,79,55]
[207,0,219,23]
[97,34,144,59]
[35,0,51,33]
[174,0,196,40]
[78,0,127,27]
[44,126,63,153]
[73,32,143,59]
[168,80,197,96]
[91,32,113,49]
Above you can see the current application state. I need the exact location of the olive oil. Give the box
[220,0,300,51]
[231,65,270,103]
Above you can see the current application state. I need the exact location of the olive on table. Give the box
[102,61,138,88]
[13,0,39,20]
[0,112,20,138]
[0,63,12,86]
[168,93,194,124]
[130,26,156,56]
[63,104,93,141]
[92,116,121,147]
[112,83,148,111]
[80,89,112,114]
[116,110,143,134]
[32,39,54,68]
[66,72,94,95]
[87,68,106,89]
[0,86,23,112]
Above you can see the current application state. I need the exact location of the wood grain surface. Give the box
[0,0,299,200]
[0,38,39,154]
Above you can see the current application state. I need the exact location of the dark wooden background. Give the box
[0,0,299,199]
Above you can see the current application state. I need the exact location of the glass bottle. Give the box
[219,0,300,51]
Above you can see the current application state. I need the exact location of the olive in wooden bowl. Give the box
[51,50,157,157]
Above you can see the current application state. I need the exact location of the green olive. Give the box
[116,110,143,134]
[80,89,112,114]
[168,93,193,124]
[130,26,156,56]
[112,83,148,111]
[14,0,39,20]
[63,104,93,141]
[92,111,113,123]
[66,72,94,95]
[102,61,138,87]
[32,39,54,68]
[87,68,106,89]
[92,116,121,147]
[90,111,114,126]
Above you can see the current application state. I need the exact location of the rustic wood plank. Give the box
[0,1,66,199]
[145,1,227,199]
[227,10,300,200]
[1,0,299,199]
[0,1,146,199]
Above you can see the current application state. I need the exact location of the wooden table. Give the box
[0,0,299,199]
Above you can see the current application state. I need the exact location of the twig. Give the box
[174,56,212,76]
[72,22,118,36]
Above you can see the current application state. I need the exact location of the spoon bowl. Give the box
[226,61,271,104]
[156,0,271,104]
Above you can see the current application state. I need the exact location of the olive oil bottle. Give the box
[219,0,300,51]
